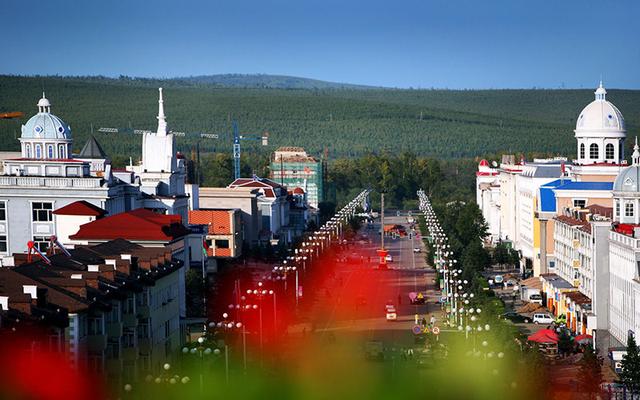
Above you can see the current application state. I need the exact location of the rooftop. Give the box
[53,201,107,217]
[70,208,189,242]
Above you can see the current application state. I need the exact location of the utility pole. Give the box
[380,192,385,250]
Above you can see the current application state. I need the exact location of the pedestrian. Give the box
[430,315,436,327]
[415,314,419,324]
[421,317,427,327]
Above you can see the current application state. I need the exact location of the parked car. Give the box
[385,254,393,262]
[529,294,543,305]
[413,247,421,253]
[533,313,554,324]
[500,312,530,323]
[494,275,504,284]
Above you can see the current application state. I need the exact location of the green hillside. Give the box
[1,75,638,163]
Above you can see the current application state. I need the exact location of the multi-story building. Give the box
[0,239,183,382]
[188,209,243,259]
[270,147,323,208]
[126,88,189,221]
[497,155,523,244]
[0,94,140,264]
[608,143,640,346]
[476,159,501,243]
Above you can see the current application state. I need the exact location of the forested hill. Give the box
[1,75,639,163]
[171,74,378,89]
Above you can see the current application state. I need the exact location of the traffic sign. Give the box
[416,292,424,300]
[412,325,423,335]
[422,327,430,334]
[432,326,440,335]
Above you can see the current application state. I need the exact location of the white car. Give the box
[385,254,393,262]
[529,294,543,305]
[386,306,397,321]
[413,247,421,253]
[532,313,554,324]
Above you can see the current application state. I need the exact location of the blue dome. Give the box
[21,112,71,140]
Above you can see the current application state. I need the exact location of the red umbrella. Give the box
[575,334,593,344]
[528,328,559,344]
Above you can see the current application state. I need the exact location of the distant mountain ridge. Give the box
[171,74,380,89]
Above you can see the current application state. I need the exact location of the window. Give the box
[579,143,585,159]
[26,144,31,158]
[606,143,615,160]
[32,236,49,252]
[573,199,586,209]
[58,144,65,159]
[164,320,171,338]
[625,202,634,217]
[123,294,135,314]
[32,202,53,222]
[122,329,135,348]
[590,143,599,159]
[35,144,42,159]
[216,239,230,249]
[47,145,53,159]
[88,316,103,335]
[0,201,5,221]
[615,200,620,217]
[0,236,6,253]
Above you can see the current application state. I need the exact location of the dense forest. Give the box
[2,75,638,164]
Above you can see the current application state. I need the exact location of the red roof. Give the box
[293,187,305,194]
[53,201,107,217]
[479,159,489,167]
[70,209,188,242]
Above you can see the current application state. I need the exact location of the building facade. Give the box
[270,147,323,208]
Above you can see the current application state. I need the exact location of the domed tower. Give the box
[572,82,627,182]
[575,81,626,165]
[612,138,640,224]
[19,93,73,160]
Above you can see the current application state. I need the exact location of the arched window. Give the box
[58,144,65,159]
[590,143,599,159]
[35,144,41,159]
[579,143,585,159]
[25,144,31,158]
[606,143,615,160]
[625,202,635,217]
[47,145,53,159]
[615,200,620,217]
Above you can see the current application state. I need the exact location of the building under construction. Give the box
[270,147,323,208]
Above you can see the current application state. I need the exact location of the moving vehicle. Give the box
[533,313,554,324]
[413,247,421,253]
[386,305,397,321]
[529,294,543,305]
[385,254,393,262]
[500,312,530,323]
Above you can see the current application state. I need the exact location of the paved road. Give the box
[285,214,446,366]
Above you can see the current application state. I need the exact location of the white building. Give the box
[497,155,523,244]
[608,142,640,346]
[127,88,189,222]
[476,159,501,243]
[572,82,627,182]
[0,94,139,262]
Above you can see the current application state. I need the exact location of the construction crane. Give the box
[231,120,269,180]
[0,112,24,119]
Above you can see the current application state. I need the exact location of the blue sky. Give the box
[1,0,639,89]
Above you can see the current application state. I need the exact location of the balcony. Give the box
[122,347,139,361]
[611,230,640,249]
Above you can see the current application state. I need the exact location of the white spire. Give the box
[37,92,51,113]
[595,80,606,101]
[633,137,640,166]
[156,87,167,136]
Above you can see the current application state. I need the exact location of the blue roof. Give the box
[554,181,613,191]
[538,179,613,213]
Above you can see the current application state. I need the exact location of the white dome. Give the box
[614,165,640,192]
[20,93,71,140]
[575,82,626,138]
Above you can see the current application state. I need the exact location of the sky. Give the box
[1,0,639,89]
